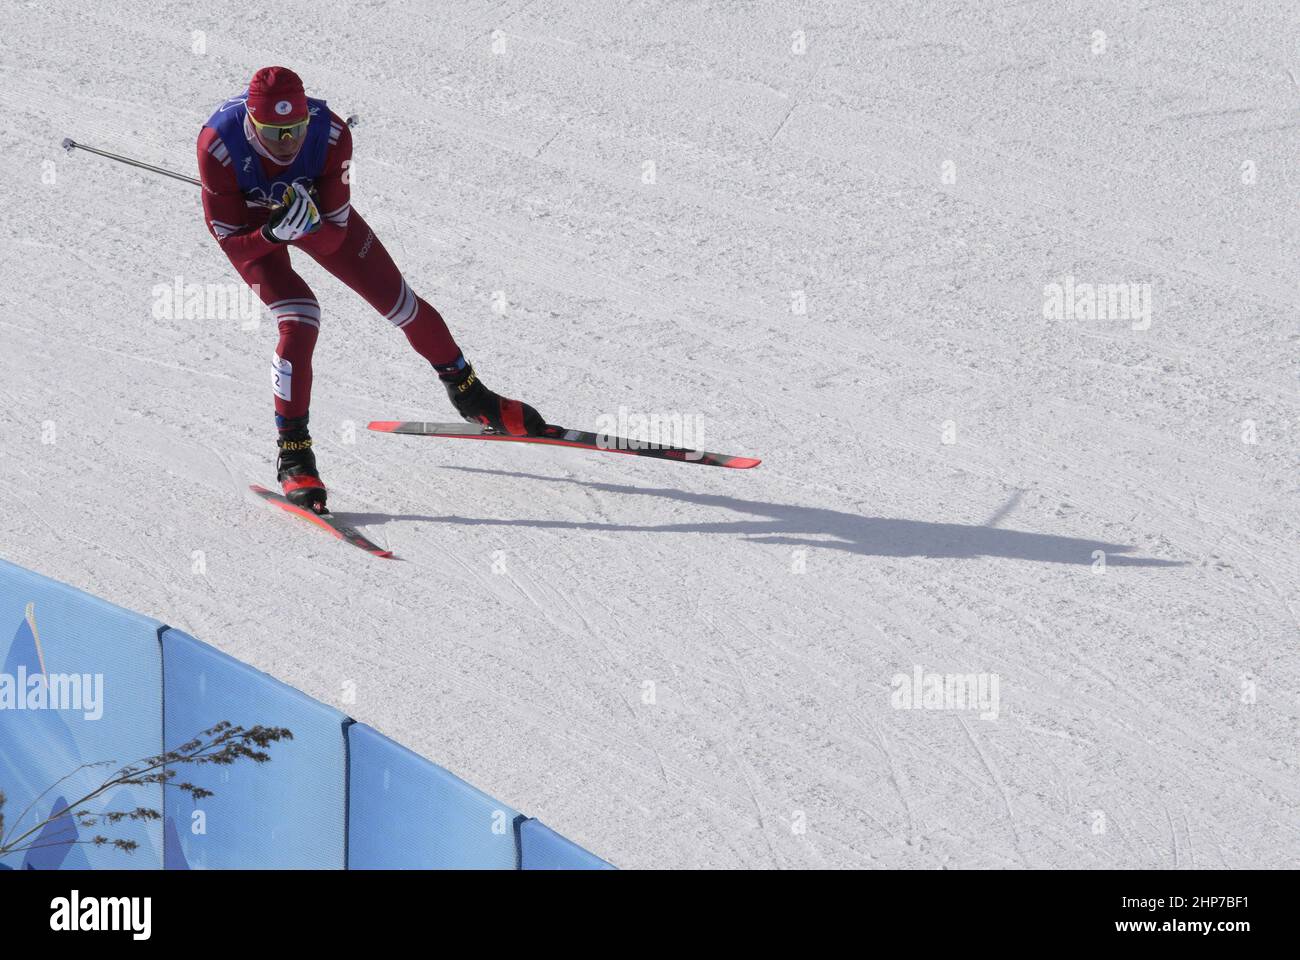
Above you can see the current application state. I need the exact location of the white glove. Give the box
[263,184,321,243]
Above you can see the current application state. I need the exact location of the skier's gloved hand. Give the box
[262,184,321,243]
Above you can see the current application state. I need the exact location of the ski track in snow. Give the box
[1,1,1298,868]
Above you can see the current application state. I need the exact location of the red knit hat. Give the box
[246,66,308,125]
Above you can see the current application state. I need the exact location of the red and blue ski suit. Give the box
[197,93,462,423]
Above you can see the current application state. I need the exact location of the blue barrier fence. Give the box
[0,557,612,870]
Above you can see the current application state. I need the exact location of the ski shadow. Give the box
[331,511,441,528]
[345,467,1185,568]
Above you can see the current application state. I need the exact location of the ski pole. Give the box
[60,114,360,188]
[60,138,201,186]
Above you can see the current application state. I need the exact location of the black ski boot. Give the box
[276,414,328,514]
[436,358,546,436]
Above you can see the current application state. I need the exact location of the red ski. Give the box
[249,485,395,558]
[367,421,761,469]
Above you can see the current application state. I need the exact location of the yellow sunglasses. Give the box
[248,112,309,141]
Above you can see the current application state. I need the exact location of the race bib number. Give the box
[272,353,293,401]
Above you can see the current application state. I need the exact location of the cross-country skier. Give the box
[197,66,545,514]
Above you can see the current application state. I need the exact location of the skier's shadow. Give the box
[344,466,1184,567]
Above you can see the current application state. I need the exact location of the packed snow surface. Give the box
[1,1,1297,867]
